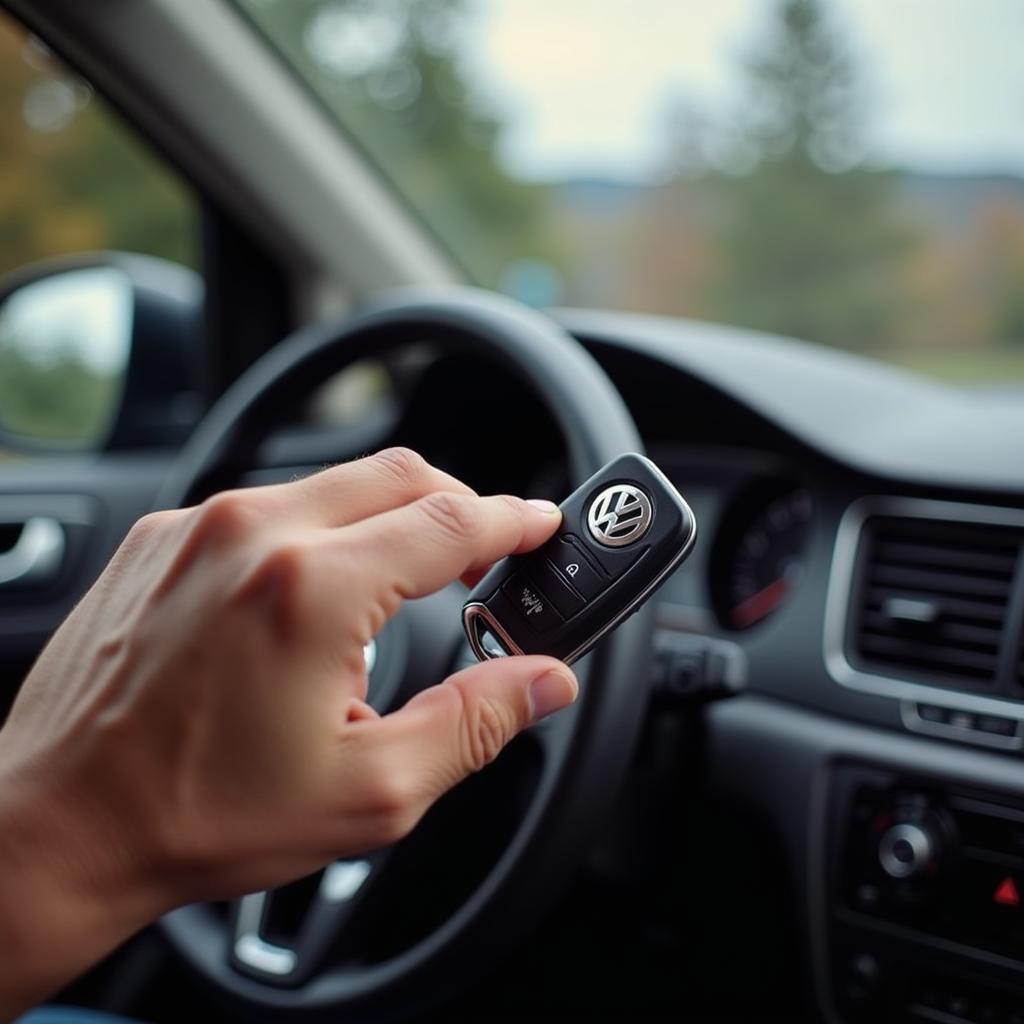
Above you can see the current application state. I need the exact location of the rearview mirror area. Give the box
[0,253,203,454]
[0,266,132,447]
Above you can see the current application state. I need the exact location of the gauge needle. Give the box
[732,577,791,629]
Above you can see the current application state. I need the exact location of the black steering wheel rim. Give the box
[156,286,652,1020]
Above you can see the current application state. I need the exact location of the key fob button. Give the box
[546,536,606,600]
[501,574,564,633]
[532,561,586,618]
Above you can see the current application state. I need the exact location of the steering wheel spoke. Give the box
[231,851,391,985]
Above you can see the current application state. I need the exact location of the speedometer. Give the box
[711,482,813,631]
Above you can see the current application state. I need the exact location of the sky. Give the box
[464,0,1024,182]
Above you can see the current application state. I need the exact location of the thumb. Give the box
[372,656,578,801]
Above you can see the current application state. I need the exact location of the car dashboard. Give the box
[561,311,1024,1024]
[3,306,1024,1023]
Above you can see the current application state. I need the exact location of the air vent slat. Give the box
[864,588,1007,624]
[859,612,1002,648]
[850,514,1022,692]
[875,541,1017,575]
[858,634,997,677]
[868,565,1011,599]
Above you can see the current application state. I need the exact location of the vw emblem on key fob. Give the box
[587,483,653,547]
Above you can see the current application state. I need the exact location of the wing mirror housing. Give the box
[0,252,203,453]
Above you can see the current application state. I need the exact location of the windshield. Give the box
[236,0,1024,384]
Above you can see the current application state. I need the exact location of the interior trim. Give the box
[823,495,1024,721]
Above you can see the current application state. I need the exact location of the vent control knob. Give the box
[878,822,935,880]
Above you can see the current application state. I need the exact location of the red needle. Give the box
[732,577,791,629]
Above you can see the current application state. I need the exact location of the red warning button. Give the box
[994,876,1020,907]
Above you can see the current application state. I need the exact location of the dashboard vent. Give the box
[851,516,1021,690]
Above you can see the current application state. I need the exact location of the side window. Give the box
[0,12,198,277]
[0,12,200,453]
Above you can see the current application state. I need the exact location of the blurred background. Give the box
[2,0,1023,385]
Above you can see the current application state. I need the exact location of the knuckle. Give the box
[418,491,482,543]
[125,509,179,546]
[198,489,256,536]
[258,540,308,582]
[195,491,253,540]
[230,540,312,637]
[193,491,257,545]
[370,447,429,487]
[242,541,307,598]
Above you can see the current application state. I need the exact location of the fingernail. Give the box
[527,498,559,514]
[529,670,579,722]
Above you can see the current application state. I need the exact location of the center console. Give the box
[830,763,1024,1023]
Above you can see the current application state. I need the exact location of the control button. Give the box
[918,704,949,725]
[586,483,653,547]
[501,574,563,633]
[546,536,606,599]
[993,875,1020,907]
[879,822,934,880]
[978,714,1018,737]
[948,710,977,731]
[531,562,585,620]
[954,859,1023,950]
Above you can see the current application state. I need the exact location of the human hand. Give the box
[0,448,578,1015]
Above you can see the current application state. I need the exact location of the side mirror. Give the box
[0,252,203,452]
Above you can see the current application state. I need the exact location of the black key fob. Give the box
[462,453,696,665]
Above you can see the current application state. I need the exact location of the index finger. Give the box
[242,448,477,530]
[343,492,561,602]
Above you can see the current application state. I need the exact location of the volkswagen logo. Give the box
[587,484,653,547]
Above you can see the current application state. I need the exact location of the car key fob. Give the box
[462,453,696,665]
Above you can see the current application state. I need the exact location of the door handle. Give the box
[0,517,66,588]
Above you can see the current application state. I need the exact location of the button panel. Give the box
[903,701,1024,752]
[831,766,1024,1021]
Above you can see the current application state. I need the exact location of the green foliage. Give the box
[0,339,119,442]
[0,18,196,279]
[707,0,915,350]
[710,159,915,350]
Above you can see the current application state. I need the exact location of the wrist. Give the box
[0,755,167,1015]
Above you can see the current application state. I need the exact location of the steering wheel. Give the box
[156,287,651,1020]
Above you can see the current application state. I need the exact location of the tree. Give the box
[708,0,913,351]
[0,19,196,279]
